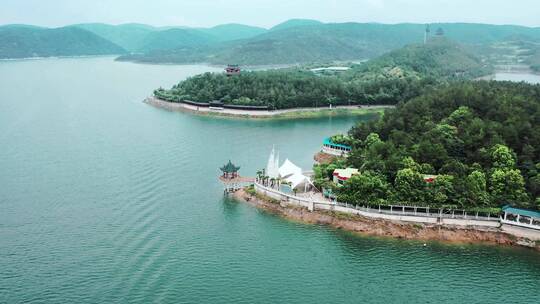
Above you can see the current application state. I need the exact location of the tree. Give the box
[464,170,490,206]
[337,171,391,205]
[401,156,420,171]
[490,168,528,205]
[425,175,455,206]
[394,168,426,204]
[446,106,473,126]
[491,144,516,169]
[365,133,382,148]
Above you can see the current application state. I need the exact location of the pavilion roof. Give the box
[324,137,352,149]
[220,160,240,173]
[502,205,540,219]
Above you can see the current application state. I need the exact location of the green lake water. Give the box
[0,57,539,303]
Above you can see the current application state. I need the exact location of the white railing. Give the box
[253,182,500,227]
[501,219,540,231]
[321,146,350,157]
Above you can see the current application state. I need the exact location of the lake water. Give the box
[494,72,540,84]
[1,57,539,303]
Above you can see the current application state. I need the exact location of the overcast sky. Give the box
[1,0,539,28]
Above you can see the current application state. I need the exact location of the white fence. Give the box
[254,183,500,228]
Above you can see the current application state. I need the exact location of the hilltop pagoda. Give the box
[225,64,241,76]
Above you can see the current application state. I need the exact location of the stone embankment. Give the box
[234,187,540,250]
[144,96,391,118]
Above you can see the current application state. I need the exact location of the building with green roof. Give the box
[501,205,540,231]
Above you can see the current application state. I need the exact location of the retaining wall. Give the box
[254,183,499,228]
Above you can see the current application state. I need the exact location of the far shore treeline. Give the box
[155,39,491,109]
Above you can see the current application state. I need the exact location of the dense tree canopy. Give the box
[333,81,540,210]
[0,25,126,59]
[155,69,434,109]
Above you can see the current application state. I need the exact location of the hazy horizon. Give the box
[1,0,540,29]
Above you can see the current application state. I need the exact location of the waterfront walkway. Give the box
[146,96,393,117]
[254,182,501,227]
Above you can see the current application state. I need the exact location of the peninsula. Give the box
[227,80,540,250]
[148,39,492,117]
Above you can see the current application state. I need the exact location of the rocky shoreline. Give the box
[233,189,540,250]
[144,96,391,119]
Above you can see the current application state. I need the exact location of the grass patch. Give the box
[245,185,256,196]
[327,210,358,221]
[271,108,384,120]
[412,223,424,230]
[244,185,281,205]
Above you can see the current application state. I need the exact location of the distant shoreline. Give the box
[144,96,392,119]
[0,54,120,62]
[476,67,540,80]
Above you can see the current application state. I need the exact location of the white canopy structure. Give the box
[265,149,313,191]
[278,159,302,178]
[286,173,311,190]
[278,159,312,190]
[266,146,279,178]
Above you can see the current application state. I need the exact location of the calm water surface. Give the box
[494,72,540,84]
[1,57,539,303]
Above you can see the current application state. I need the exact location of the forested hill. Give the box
[345,39,492,80]
[72,23,156,52]
[269,19,324,31]
[3,21,540,64]
[154,40,490,109]
[73,23,266,53]
[0,26,126,59]
[335,81,540,210]
[120,22,426,64]
[119,22,540,65]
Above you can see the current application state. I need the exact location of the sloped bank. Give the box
[233,188,540,251]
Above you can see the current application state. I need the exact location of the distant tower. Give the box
[424,24,431,44]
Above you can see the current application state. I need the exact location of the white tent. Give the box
[278,159,302,178]
[278,159,312,190]
[285,173,311,190]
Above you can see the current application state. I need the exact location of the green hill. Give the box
[72,23,156,52]
[345,38,492,80]
[0,25,126,59]
[74,23,266,53]
[4,21,540,64]
[430,23,540,44]
[123,22,426,65]
[200,24,267,41]
[123,21,540,65]
[137,28,217,53]
[270,19,324,31]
